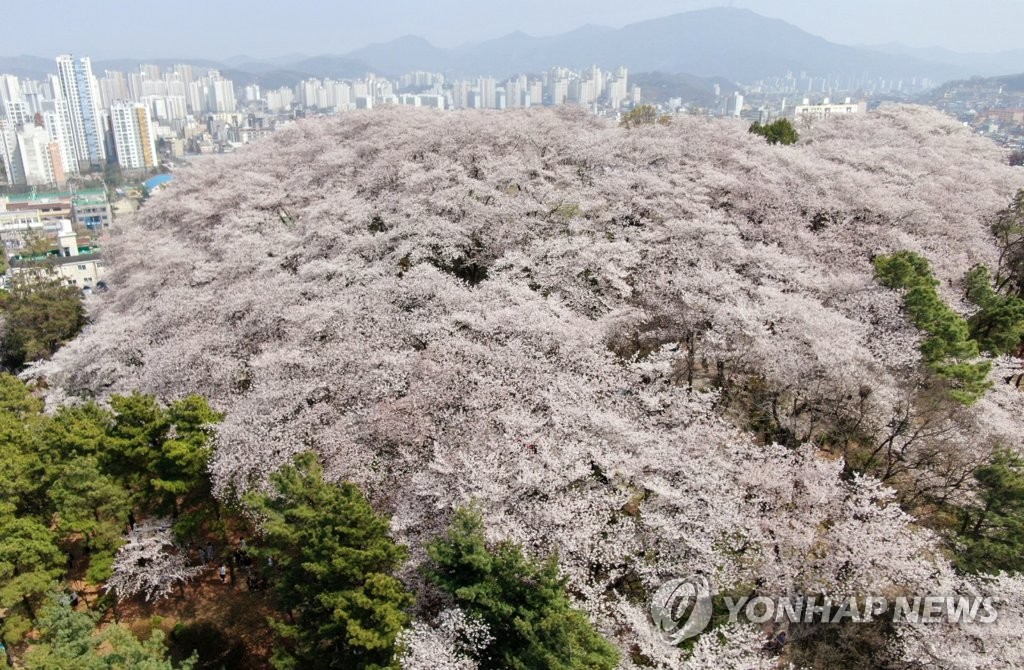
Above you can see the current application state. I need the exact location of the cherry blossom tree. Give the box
[33,105,1024,666]
[399,608,489,670]
[106,519,202,602]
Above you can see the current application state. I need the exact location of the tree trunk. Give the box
[685,331,696,390]
[21,595,35,621]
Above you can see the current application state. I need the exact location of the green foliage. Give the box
[0,276,86,370]
[0,381,50,518]
[0,513,65,640]
[245,452,411,670]
[103,394,172,494]
[0,372,44,416]
[0,374,228,666]
[0,381,67,632]
[955,449,1024,575]
[100,393,222,520]
[963,265,1024,355]
[873,251,991,404]
[620,105,671,129]
[426,506,620,670]
[748,118,799,145]
[991,189,1024,303]
[23,598,194,669]
[49,455,131,578]
[42,403,111,459]
[0,372,222,632]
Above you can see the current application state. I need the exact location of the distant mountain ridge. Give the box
[3,8,1023,86]
[922,71,1024,100]
[866,43,1024,77]
[337,8,1021,81]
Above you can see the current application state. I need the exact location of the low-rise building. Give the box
[0,188,110,229]
[794,97,867,121]
[0,206,46,256]
[2,190,73,222]
[72,189,112,229]
[7,219,106,288]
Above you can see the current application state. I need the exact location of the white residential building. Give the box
[0,74,21,106]
[3,100,31,126]
[15,124,64,186]
[40,99,79,177]
[794,97,867,121]
[0,206,44,257]
[0,120,17,185]
[210,77,236,113]
[110,101,157,171]
[55,55,107,167]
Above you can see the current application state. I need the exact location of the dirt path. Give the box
[81,561,277,669]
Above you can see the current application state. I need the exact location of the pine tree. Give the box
[151,396,222,521]
[0,277,85,370]
[956,449,1024,575]
[245,452,411,670]
[963,264,1024,355]
[0,511,65,643]
[48,456,132,582]
[874,251,993,403]
[426,506,619,670]
[749,118,799,145]
[102,393,221,519]
[0,387,50,518]
[24,598,195,669]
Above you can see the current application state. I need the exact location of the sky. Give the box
[6,0,1022,60]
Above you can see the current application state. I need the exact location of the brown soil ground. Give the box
[70,554,277,669]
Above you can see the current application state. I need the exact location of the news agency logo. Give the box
[649,575,715,643]
[650,575,998,643]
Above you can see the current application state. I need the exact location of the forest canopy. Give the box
[30,106,1024,668]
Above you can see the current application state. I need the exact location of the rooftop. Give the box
[2,188,108,206]
[11,245,101,264]
[144,174,174,191]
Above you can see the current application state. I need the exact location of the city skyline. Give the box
[5,0,1024,60]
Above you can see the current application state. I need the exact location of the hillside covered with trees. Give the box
[21,105,1024,667]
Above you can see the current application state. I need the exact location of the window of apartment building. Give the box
[78,264,88,271]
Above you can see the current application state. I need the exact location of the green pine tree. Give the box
[0,511,65,643]
[0,277,86,370]
[40,403,112,462]
[963,265,1024,355]
[426,506,620,670]
[749,118,799,145]
[245,452,411,670]
[24,598,195,670]
[48,455,132,582]
[874,251,992,403]
[101,393,221,519]
[103,393,170,497]
[0,377,51,518]
[151,396,223,518]
[956,449,1024,575]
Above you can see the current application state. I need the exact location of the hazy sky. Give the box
[6,0,1021,59]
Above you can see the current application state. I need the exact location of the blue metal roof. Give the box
[144,174,174,191]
